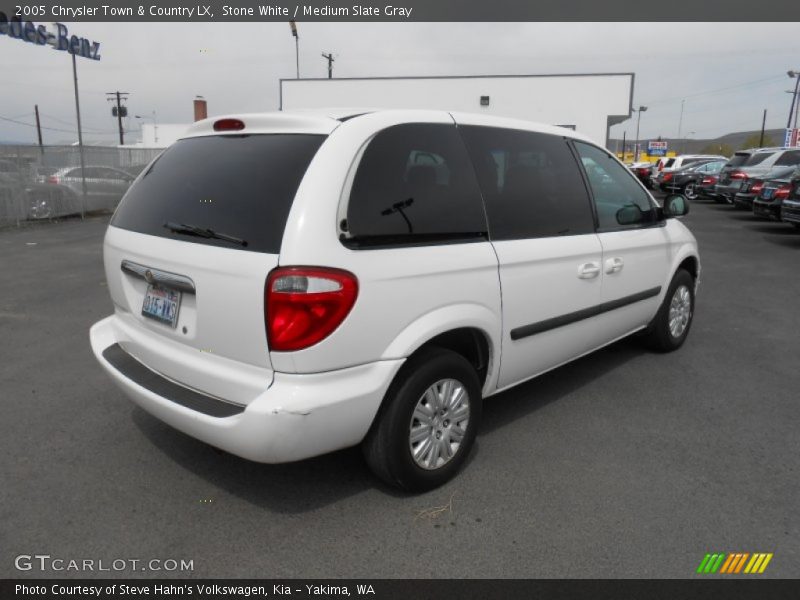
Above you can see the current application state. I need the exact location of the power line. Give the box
[0,114,113,135]
[643,75,787,108]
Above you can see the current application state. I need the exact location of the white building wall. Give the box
[281,74,633,145]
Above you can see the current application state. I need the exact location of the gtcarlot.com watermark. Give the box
[14,554,194,573]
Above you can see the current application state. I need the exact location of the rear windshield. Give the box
[726,153,751,167]
[744,152,775,167]
[111,134,325,253]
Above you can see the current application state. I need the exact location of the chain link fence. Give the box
[0,145,162,228]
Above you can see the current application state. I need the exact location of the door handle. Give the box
[577,262,601,279]
[605,257,624,274]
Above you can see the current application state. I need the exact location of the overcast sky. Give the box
[2,22,799,145]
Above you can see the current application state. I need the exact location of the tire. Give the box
[362,347,482,492]
[27,196,53,220]
[641,269,695,353]
[683,182,698,200]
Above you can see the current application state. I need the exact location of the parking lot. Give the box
[1,197,798,579]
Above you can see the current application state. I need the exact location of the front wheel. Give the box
[362,347,482,492]
[641,269,695,352]
[683,182,698,200]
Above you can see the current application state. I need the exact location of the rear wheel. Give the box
[27,196,53,220]
[363,347,481,492]
[642,269,695,352]
[683,182,698,200]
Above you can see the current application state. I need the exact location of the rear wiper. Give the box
[164,221,248,247]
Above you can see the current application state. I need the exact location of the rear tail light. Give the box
[750,181,764,195]
[662,173,673,182]
[636,167,650,176]
[730,171,747,180]
[265,267,358,352]
[775,184,792,199]
[46,175,59,184]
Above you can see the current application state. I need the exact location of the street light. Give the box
[633,106,648,162]
[289,20,299,79]
[135,111,158,145]
[786,70,800,130]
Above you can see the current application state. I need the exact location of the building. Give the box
[280,73,634,146]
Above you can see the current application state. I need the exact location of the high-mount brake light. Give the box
[265,267,358,352]
[213,118,245,132]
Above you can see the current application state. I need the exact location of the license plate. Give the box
[142,284,182,328]
[762,188,774,199]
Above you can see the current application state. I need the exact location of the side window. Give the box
[460,126,595,240]
[346,123,487,244]
[574,142,657,231]
[775,150,800,166]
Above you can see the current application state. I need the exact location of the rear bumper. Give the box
[781,202,800,224]
[90,316,404,463]
[752,200,781,220]
[733,193,756,209]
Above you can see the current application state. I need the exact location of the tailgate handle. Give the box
[121,260,196,294]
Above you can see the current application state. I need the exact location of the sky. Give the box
[1,21,799,145]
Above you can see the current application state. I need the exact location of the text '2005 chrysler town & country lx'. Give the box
[90,109,700,491]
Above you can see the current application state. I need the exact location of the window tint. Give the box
[574,142,657,231]
[727,153,751,167]
[345,123,487,245]
[775,150,800,166]
[665,158,675,168]
[745,152,775,166]
[459,126,594,240]
[111,134,325,254]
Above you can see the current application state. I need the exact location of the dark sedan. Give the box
[752,167,799,221]
[779,183,800,229]
[658,160,726,199]
[733,166,796,210]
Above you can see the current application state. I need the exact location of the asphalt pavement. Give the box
[1,199,798,578]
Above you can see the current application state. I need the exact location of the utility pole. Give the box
[621,131,626,161]
[786,70,800,130]
[321,52,335,78]
[290,20,299,79]
[677,99,685,143]
[634,106,647,162]
[759,109,767,147]
[34,104,43,150]
[106,91,129,145]
[72,52,87,219]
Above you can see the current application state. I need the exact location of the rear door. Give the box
[105,133,326,399]
[460,125,604,389]
[573,142,669,340]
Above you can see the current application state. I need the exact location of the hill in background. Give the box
[608,128,788,156]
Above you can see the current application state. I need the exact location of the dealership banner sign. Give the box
[0,0,795,21]
[647,140,668,156]
[0,12,100,59]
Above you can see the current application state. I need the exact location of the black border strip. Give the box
[101,343,245,418]
[510,286,661,340]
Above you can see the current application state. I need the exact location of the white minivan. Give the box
[90,110,700,491]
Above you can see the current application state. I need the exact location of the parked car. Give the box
[779,181,800,229]
[716,147,800,203]
[659,160,726,199]
[628,161,654,189]
[36,165,136,218]
[752,167,799,221]
[89,110,700,491]
[733,166,796,210]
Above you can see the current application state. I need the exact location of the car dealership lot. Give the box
[1,201,798,578]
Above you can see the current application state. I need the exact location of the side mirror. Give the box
[663,194,690,218]
[616,204,644,225]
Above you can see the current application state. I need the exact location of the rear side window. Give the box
[775,150,800,166]
[344,123,487,246]
[460,126,594,240]
[111,134,325,254]
[727,153,751,167]
[744,152,775,166]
